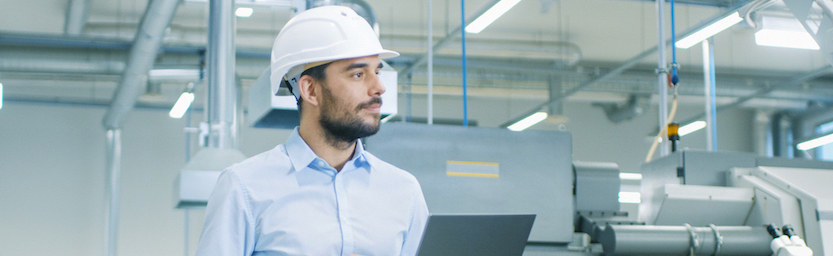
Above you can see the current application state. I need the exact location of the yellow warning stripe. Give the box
[446,172,500,178]
[446,160,499,166]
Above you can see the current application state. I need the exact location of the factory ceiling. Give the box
[1,0,832,123]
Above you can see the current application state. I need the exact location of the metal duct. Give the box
[65,0,91,35]
[667,65,833,135]
[498,1,754,128]
[102,0,182,130]
[206,0,237,149]
[599,224,773,256]
[173,0,247,209]
[104,129,122,256]
[592,94,651,123]
[0,58,125,74]
[99,1,181,256]
[307,0,377,28]
[397,0,502,77]
[616,0,739,7]
[383,36,582,66]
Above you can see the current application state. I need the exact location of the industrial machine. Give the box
[365,123,828,256]
[595,150,831,256]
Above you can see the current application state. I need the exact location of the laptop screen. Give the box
[416,214,536,256]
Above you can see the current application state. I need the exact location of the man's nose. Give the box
[369,72,386,96]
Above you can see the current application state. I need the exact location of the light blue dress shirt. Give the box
[195,128,429,256]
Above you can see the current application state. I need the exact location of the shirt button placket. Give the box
[334,172,354,256]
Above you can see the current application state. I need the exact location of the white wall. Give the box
[0,102,290,256]
[0,94,754,255]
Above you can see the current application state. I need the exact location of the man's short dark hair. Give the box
[292,62,332,113]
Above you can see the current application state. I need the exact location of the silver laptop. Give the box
[415,214,536,256]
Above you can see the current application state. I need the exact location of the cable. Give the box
[646,0,680,163]
[645,94,678,163]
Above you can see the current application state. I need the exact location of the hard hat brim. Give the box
[377,49,399,60]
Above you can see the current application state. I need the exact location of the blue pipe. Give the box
[670,0,679,86]
[708,38,717,151]
[461,0,468,127]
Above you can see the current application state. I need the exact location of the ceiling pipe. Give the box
[308,0,378,30]
[0,58,125,74]
[593,94,652,123]
[206,0,237,149]
[64,0,91,35]
[104,129,122,256]
[499,1,753,128]
[616,0,739,7]
[670,65,833,131]
[98,1,182,256]
[102,0,183,130]
[173,0,247,210]
[383,35,582,66]
[397,0,502,78]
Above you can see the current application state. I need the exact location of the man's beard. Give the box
[318,85,382,146]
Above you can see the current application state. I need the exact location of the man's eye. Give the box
[353,72,363,78]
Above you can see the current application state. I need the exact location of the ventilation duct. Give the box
[307,0,378,32]
[593,94,651,123]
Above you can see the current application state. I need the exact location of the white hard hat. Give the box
[270,5,399,99]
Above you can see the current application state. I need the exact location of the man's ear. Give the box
[297,75,320,106]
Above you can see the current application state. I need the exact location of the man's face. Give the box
[317,55,386,142]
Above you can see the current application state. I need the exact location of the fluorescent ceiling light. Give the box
[756,30,819,49]
[465,0,522,34]
[619,192,641,204]
[169,92,195,119]
[148,69,201,82]
[797,133,833,150]
[676,12,743,49]
[0,82,3,110]
[678,121,707,136]
[236,7,253,17]
[149,69,200,77]
[507,111,547,131]
[620,172,643,181]
[755,16,819,50]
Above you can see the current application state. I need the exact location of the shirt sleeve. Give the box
[400,183,429,256]
[194,170,256,256]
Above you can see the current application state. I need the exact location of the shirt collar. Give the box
[284,127,370,172]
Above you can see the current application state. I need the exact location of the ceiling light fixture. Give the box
[0,82,3,110]
[169,92,195,119]
[619,192,641,204]
[797,133,833,151]
[676,12,743,49]
[620,172,642,181]
[465,0,522,34]
[678,120,707,136]
[507,111,547,131]
[170,82,196,119]
[236,7,254,17]
[755,15,819,50]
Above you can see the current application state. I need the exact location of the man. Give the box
[194,5,429,256]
